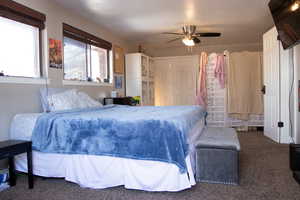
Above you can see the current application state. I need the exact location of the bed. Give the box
[9,90,206,192]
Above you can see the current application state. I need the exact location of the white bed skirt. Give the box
[11,113,203,191]
[15,151,196,192]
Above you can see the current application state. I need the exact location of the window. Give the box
[0,17,40,77]
[63,23,112,83]
[0,0,45,78]
[64,37,87,80]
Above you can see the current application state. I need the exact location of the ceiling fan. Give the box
[162,25,221,46]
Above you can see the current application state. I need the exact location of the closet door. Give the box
[142,81,149,105]
[149,81,155,105]
[141,55,149,105]
[263,27,280,142]
[154,56,198,106]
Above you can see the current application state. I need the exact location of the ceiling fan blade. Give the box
[196,32,221,37]
[166,37,182,43]
[193,37,201,44]
[162,32,184,35]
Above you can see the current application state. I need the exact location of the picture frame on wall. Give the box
[114,75,123,89]
[49,38,62,69]
[113,45,125,74]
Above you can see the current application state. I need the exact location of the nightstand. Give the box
[0,140,33,189]
[103,97,136,106]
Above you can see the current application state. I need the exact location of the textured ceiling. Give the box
[53,0,274,48]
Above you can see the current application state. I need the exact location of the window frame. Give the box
[0,0,46,78]
[62,23,112,84]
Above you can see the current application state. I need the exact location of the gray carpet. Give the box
[1,131,300,200]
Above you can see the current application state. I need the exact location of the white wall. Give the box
[0,0,135,141]
[293,45,300,143]
[281,44,300,144]
[147,43,262,57]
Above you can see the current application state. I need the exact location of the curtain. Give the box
[196,52,208,107]
[227,51,263,120]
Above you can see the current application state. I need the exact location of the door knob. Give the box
[261,85,266,94]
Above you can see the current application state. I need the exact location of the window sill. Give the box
[0,76,50,85]
[63,80,113,87]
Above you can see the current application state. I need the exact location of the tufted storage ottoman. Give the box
[195,127,240,185]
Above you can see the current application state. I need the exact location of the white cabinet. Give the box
[125,53,155,106]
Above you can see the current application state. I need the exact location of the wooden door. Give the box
[263,27,280,142]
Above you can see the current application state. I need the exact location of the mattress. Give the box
[10,112,205,191]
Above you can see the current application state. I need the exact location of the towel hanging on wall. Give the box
[214,54,226,89]
[196,52,208,107]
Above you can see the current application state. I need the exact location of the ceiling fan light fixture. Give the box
[291,1,300,12]
[182,37,195,46]
[163,25,221,47]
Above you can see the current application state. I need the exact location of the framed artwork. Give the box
[49,38,62,69]
[114,45,125,74]
[114,75,123,89]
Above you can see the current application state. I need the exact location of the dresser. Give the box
[125,53,155,106]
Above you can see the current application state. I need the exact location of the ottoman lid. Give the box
[196,127,240,151]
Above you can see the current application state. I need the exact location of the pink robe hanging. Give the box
[214,54,226,89]
[196,52,208,107]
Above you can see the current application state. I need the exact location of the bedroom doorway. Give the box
[154,56,198,106]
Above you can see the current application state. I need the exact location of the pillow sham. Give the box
[47,89,79,111]
[47,90,102,111]
[76,92,102,108]
[39,88,67,112]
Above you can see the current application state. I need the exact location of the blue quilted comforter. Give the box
[32,105,206,173]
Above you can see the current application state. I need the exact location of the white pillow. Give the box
[47,89,79,111]
[76,92,102,108]
[47,90,102,111]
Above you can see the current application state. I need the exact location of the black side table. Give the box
[0,140,33,189]
[103,97,136,106]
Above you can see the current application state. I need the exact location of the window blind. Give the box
[63,23,112,50]
[0,0,46,29]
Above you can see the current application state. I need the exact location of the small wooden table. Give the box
[0,140,33,189]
